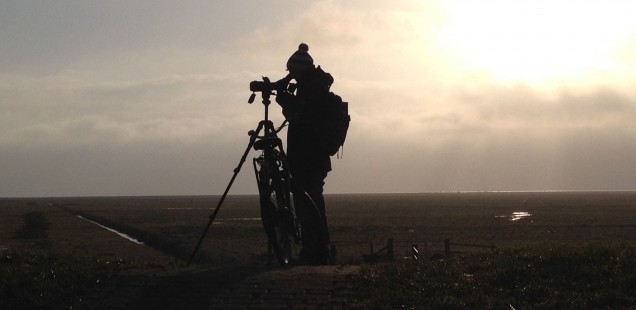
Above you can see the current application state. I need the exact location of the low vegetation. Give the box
[356,244,636,309]
[3,194,636,308]
[5,245,634,309]
[0,249,134,310]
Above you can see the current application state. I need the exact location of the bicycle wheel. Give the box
[255,154,296,265]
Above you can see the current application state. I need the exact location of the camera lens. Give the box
[250,81,265,92]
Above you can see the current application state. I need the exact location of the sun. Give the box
[439,0,636,85]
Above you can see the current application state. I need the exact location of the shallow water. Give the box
[495,211,532,221]
[77,215,145,245]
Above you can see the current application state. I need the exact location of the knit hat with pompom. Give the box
[287,43,313,70]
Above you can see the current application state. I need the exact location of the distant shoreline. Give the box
[3,190,636,200]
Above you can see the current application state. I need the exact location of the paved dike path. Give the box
[77,264,363,309]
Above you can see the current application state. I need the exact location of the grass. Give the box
[5,245,635,310]
[356,244,636,309]
[0,249,138,310]
[3,194,636,308]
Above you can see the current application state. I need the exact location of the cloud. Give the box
[3,0,636,196]
[332,80,636,193]
[0,70,258,196]
[1,73,247,145]
[454,84,636,132]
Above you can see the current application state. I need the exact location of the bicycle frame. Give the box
[251,98,301,265]
[188,94,299,266]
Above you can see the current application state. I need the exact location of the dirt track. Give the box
[75,264,363,309]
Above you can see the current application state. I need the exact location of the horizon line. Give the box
[3,189,636,199]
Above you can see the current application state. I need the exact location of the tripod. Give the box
[188,90,300,266]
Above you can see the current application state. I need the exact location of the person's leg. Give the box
[293,170,330,264]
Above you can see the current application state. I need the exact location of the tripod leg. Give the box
[187,123,264,266]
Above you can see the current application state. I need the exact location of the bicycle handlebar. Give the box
[275,120,288,133]
[249,120,288,140]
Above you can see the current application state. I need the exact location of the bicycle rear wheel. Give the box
[255,156,297,265]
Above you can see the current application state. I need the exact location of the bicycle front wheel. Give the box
[255,158,296,265]
[260,189,294,265]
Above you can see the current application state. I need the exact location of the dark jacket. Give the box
[278,66,333,175]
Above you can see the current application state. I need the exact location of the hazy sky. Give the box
[2,0,636,197]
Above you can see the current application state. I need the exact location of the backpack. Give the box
[321,91,350,156]
[315,66,351,156]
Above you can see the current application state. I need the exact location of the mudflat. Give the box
[4,192,636,264]
[2,192,636,308]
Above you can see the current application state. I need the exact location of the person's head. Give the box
[286,43,314,79]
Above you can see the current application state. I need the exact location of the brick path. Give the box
[75,265,363,309]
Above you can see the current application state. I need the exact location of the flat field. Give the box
[3,192,636,309]
[3,192,636,265]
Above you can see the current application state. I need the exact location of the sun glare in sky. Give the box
[3,1,636,196]
[438,1,636,86]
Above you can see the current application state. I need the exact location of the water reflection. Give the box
[162,207,196,210]
[495,211,532,222]
[77,215,144,245]
[213,218,262,225]
[511,211,532,221]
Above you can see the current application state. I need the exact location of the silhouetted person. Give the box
[276,43,333,265]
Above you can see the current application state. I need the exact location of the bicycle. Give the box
[252,109,300,266]
[188,77,301,266]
